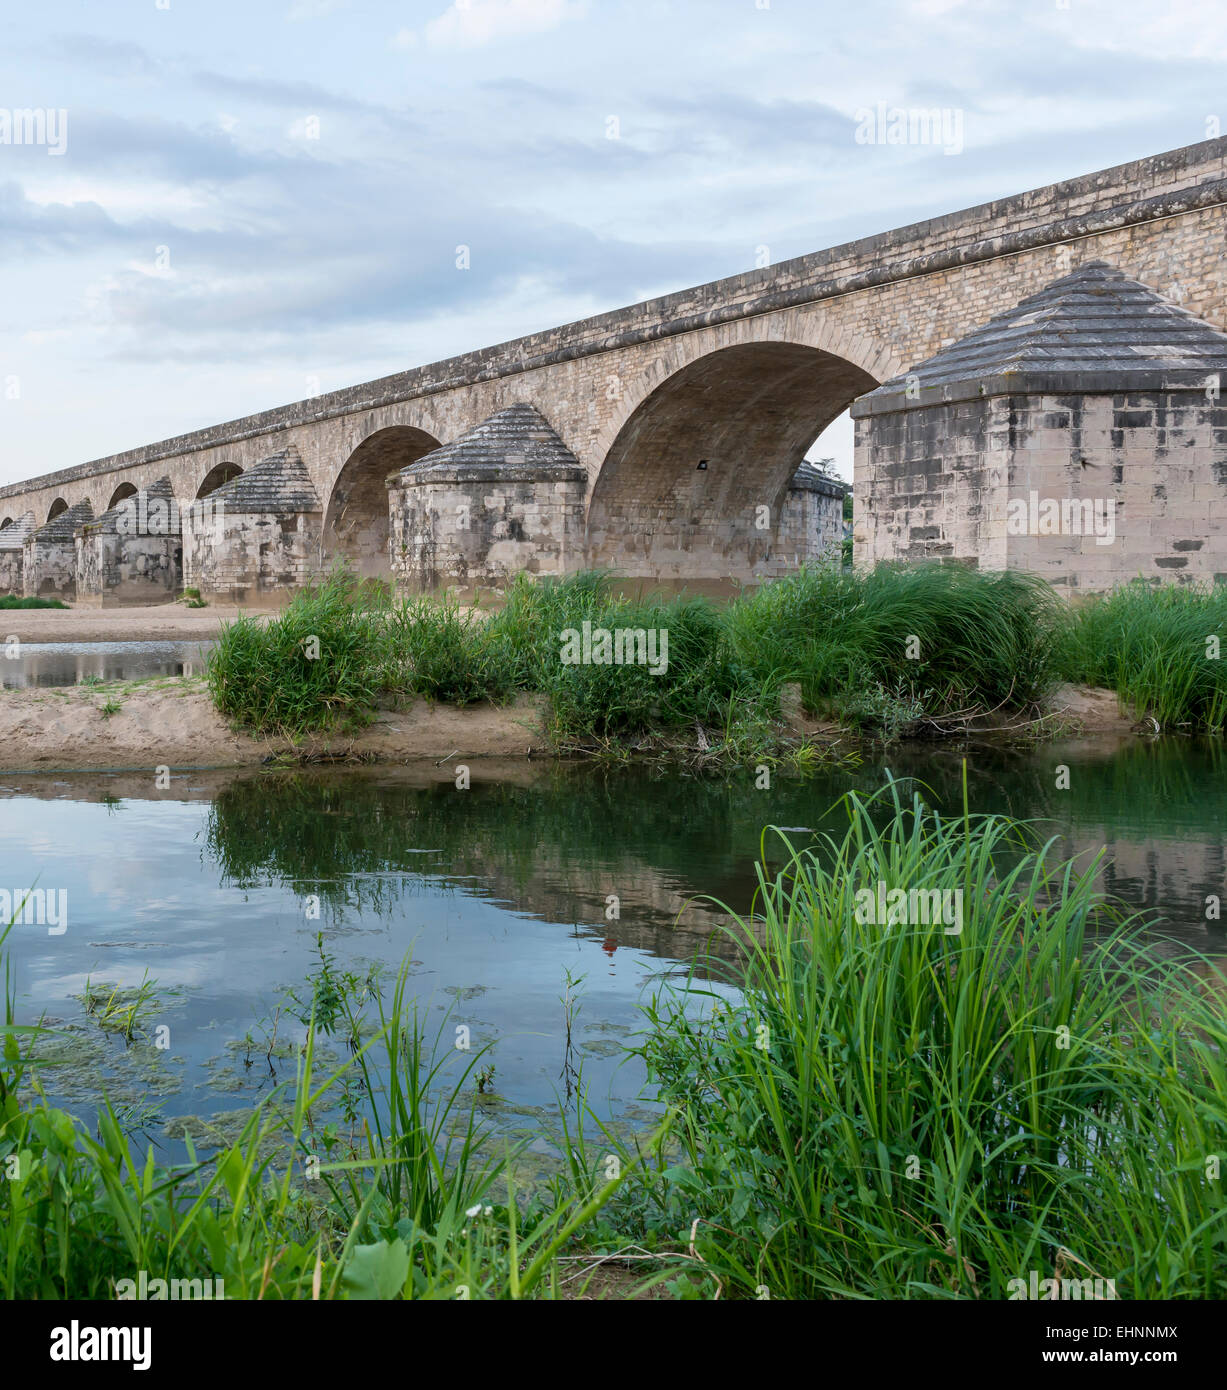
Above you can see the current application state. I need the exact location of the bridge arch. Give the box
[586,338,878,580]
[197,462,242,499]
[107,482,139,510]
[46,498,69,523]
[0,518,12,531]
[324,426,441,579]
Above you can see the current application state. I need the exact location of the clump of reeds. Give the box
[623,776,1227,1299]
[1055,579,1227,732]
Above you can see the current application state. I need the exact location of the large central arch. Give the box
[324,426,440,579]
[587,342,877,580]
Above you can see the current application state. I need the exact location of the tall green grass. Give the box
[1056,579,1227,732]
[0,914,620,1299]
[0,594,68,609]
[726,562,1061,729]
[207,569,394,736]
[618,779,1227,1298]
[207,563,1066,745]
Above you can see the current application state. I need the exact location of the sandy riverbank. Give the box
[0,672,1140,771]
[0,679,549,770]
[0,603,279,644]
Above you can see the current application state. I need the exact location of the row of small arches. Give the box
[0,462,244,530]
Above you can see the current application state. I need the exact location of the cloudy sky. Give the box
[1,0,1223,487]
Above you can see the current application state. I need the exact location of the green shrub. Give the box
[621,779,1227,1298]
[1056,579,1227,731]
[207,569,391,736]
[0,594,68,609]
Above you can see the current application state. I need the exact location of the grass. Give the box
[206,563,1066,749]
[207,569,391,736]
[0,595,68,609]
[608,777,1227,1299]
[1,784,1223,1298]
[0,912,624,1299]
[1055,579,1227,733]
[203,561,1227,746]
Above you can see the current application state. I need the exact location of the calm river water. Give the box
[0,738,1223,1160]
[0,640,212,689]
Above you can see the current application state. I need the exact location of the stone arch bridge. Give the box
[1,137,1225,601]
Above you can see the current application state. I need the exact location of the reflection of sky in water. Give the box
[0,738,1223,1151]
[0,640,213,689]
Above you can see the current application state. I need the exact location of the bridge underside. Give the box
[586,342,873,581]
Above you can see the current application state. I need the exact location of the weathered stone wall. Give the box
[184,511,323,603]
[390,474,585,591]
[763,481,846,576]
[75,530,182,607]
[1006,391,1227,590]
[853,396,1002,570]
[0,551,22,596]
[853,389,1227,591]
[22,538,78,599]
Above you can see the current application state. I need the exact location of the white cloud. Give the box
[423,0,586,50]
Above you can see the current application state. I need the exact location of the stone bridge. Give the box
[1,136,1225,601]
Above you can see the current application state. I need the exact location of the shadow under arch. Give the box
[46,498,69,523]
[197,462,242,499]
[586,341,876,581]
[324,425,440,579]
[107,482,139,510]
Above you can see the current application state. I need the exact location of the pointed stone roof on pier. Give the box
[30,499,93,543]
[397,404,587,484]
[854,261,1227,414]
[84,477,181,535]
[0,511,37,550]
[200,446,320,514]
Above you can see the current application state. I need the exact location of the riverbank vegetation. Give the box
[1055,579,1227,734]
[3,786,1223,1298]
[207,564,1065,748]
[0,594,68,610]
[206,564,1227,749]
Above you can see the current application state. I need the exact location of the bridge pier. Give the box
[183,447,323,604]
[388,404,587,592]
[851,262,1227,591]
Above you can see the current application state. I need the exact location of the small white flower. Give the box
[465,1203,483,1218]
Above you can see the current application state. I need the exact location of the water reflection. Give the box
[0,736,1222,1142]
[0,640,213,689]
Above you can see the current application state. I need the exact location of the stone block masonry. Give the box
[852,262,1227,591]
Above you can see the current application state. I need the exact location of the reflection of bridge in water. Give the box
[0,641,211,690]
[3,744,1225,972]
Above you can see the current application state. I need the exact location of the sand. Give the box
[0,603,276,645]
[0,680,549,771]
